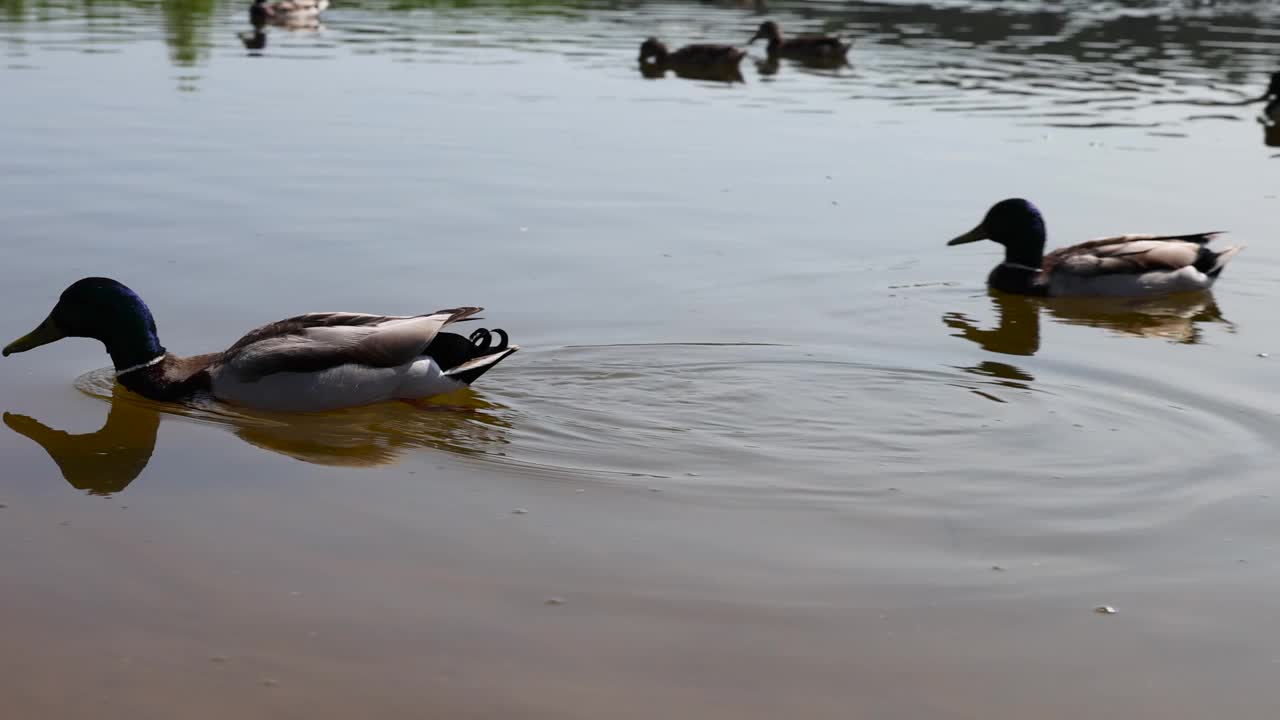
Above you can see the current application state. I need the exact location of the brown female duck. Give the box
[748,21,849,64]
[639,37,746,82]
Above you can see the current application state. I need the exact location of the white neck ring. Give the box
[116,354,166,378]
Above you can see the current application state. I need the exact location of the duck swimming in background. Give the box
[2,278,517,412]
[639,38,746,82]
[948,199,1242,297]
[250,0,329,27]
[748,21,849,64]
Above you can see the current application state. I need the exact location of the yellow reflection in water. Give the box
[5,389,159,496]
[946,289,1230,356]
[943,290,1231,395]
[5,374,513,495]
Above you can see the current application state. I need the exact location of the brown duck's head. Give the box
[639,37,669,64]
[749,21,781,45]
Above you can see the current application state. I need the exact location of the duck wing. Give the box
[1044,233,1227,277]
[219,308,483,381]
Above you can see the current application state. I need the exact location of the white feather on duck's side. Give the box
[948,199,1243,298]
[269,0,328,15]
[208,309,518,412]
[250,0,329,27]
[211,357,466,413]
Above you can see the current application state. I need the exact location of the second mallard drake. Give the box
[638,38,745,82]
[948,199,1242,297]
[250,0,329,27]
[3,278,517,412]
[748,21,849,64]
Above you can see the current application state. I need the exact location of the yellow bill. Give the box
[3,316,65,357]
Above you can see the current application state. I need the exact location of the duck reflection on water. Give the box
[239,29,267,52]
[4,379,513,496]
[945,289,1232,357]
[942,290,1230,397]
[5,388,160,496]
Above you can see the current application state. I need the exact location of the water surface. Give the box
[2,1,1279,717]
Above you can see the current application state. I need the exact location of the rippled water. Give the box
[2,1,1280,718]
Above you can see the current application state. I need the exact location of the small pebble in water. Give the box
[648,487,662,493]
[545,596,566,606]
[511,508,528,515]
[1259,353,1270,359]
[1094,605,1117,615]
[0,503,7,509]
[991,565,1006,572]
[262,679,279,688]
[210,655,229,664]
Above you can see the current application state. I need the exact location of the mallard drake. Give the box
[638,38,746,82]
[250,0,328,27]
[947,199,1242,297]
[3,278,517,412]
[748,21,849,63]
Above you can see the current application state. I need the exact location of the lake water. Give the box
[2,1,1279,717]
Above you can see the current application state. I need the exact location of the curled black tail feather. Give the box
[423,328,515,381]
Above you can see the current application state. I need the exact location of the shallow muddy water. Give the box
[2,1,1279,717]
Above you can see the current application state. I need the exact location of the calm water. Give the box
[2,1,1279,717]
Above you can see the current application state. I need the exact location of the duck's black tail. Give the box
[424,328,518,385]
[1194,244,1244,279]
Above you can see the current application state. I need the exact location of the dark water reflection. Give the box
[238,27,267,51]
[639,61,745,84]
